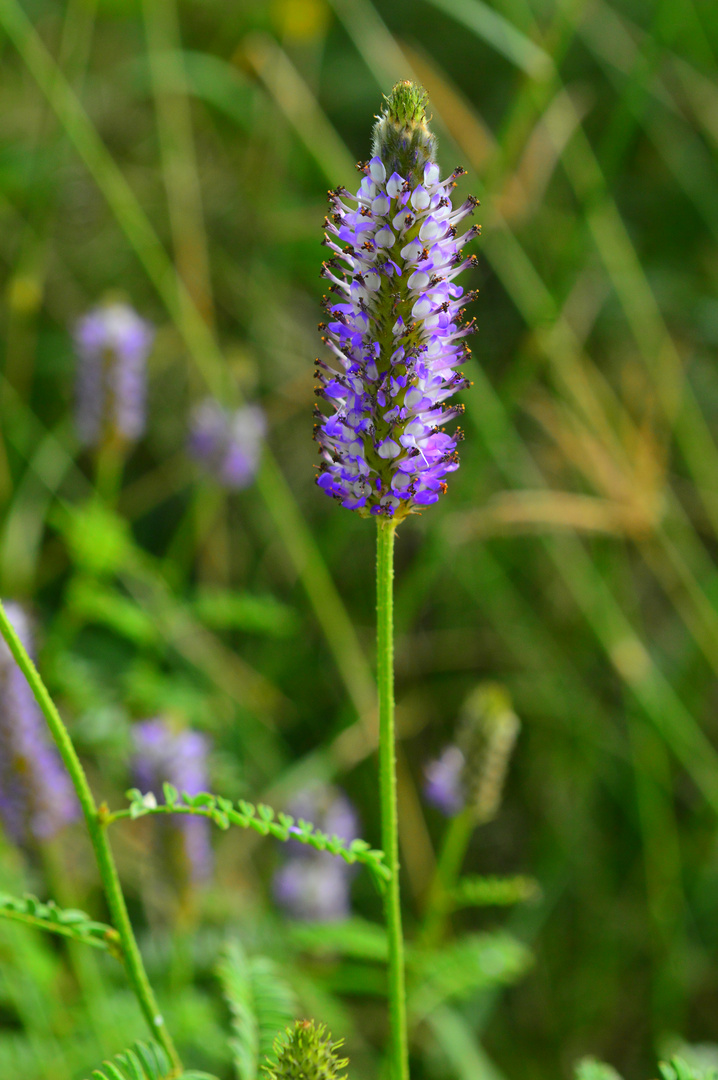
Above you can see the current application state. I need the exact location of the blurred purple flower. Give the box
[132,718,212,883]
[0,603,77,845]
[424,744,466,816]
[274,858,353,922]
[274,785,359,921]
[74,302,154,447]
[188,398,265,489]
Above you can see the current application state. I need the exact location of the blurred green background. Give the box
[2,0,718,1077]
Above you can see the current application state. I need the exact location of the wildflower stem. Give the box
[0,599,183,1075]
[376,518,409,1080]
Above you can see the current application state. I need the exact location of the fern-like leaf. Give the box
[110,792,390,891]
[289,917,387,962]
[217,939,296,1080]
[408,931,532,1021]
[86,1040,218,1080]
[0,892,122,958]
[449,874,541,909]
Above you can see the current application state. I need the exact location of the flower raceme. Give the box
[74,302,154,449]
[188,398,265,490]
[0,603,77,845]
[132,718,213,883]
[314,82,479,520]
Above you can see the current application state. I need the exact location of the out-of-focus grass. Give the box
[2,0,718,1077]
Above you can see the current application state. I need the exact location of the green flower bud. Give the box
[459,682,520,823]
[372,80,437,177]
[263,1021,349,1080]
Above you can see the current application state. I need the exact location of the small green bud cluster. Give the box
[371,80,437,178]
[263,1021,349,1080]
[459,682,521,823]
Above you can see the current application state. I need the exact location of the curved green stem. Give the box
[376,519,409,1080]
[0,600,183,1076]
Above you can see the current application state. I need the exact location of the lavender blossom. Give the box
[314,82,478,520]
[74,302,154,447]
[188,398,266,489]
[0,603,77,845]
[132,718,213,883]
[273,785,359,921]
[424,745,466,817]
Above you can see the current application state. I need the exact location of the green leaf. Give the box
[450,874,541,909]
[289,918,387,962]
[659,1058,718,1080]
[192,588,298,638]
[63,502,133,577]
[112,793,391,890]
[66,576,159,646]
[574,1059,625,1080]
[0,892,121,958]
[86,1040,217,1080]
[408,932,533,1021]
[217,939,296,1080]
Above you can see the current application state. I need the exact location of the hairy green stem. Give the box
[0,599,183,1075]
[376,519,409,1080]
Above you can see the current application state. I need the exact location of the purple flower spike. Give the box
[132,718,213,883]
[74,302,154,447]
[424,745,466,817]
[314,82,478,521]
[188,398,266,490]
[274,785,359,922]
[0,603,78,845]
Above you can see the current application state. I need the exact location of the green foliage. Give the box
[408,932,533,1021]
[574,1059,625,1080]
[263,1021,348,1080]
[63,503,133,578]
[289,918,388,962]
[0,892,121,957]
[86,1040,218,1080]
[119,790,391,889]
[659,1059,718,1080]
[217,940,296,1080]
[191,588,298,638]
[449,874,541,909]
